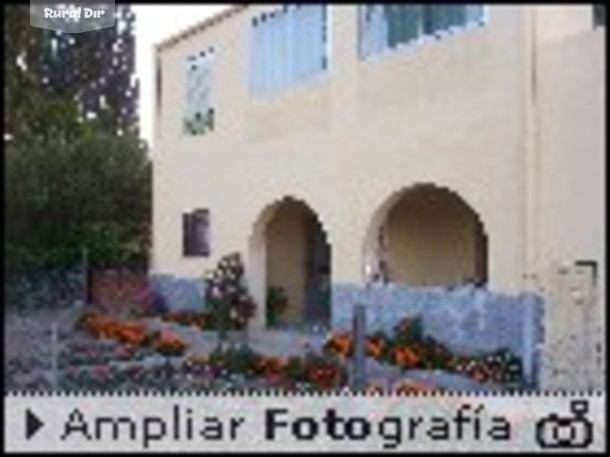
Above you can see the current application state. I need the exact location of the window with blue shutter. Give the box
[250,4,329,95]
[359,4,485,59]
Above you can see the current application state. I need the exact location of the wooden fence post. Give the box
[351,303,367,390]
[51,322,58,390]
[82,247,89,306]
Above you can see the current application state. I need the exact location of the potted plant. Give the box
[266,287,288,327]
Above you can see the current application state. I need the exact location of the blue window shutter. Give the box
[466,5,484,24]
[249,4,329,94]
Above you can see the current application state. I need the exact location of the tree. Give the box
[4,4,149,282]
[4,4,139,144]
[5,132,150,273]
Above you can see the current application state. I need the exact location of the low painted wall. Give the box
[150,275,544,386]
[149,274,207,312]
[332,283,544,387]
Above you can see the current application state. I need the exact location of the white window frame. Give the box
[358,4,489,61]
[249,4,330,96]
[184,48,214,136]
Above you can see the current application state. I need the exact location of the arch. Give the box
[248,195,332,329]
[362,183,488,287]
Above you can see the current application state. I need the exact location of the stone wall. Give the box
[332,283,544,387]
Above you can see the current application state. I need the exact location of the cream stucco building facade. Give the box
[151,2,605,361]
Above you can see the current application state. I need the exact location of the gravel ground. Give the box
[4,307,71,391]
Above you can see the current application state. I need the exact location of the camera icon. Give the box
[535,400,593,449]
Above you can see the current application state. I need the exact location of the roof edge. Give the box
[155,4,249,54]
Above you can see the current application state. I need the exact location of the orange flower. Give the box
[471,368,486,383]
[158,329,182,345]
[393,347,420,368]
[118,326,148,346]
[393,348,403,366]
[258,357,283,376]
[81,313,146,346]
[327,333,352,357]
[394,380,433,394]
[156,330,188,355]
[307,365,338,389]
[366,384,384,394]
[366,338,384,359]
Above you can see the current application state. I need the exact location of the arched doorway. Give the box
[363,184,487,287]
[249,197,331,329]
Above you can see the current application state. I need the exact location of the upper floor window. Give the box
[593,4,605,28]
[183,209,210,257]
[250,4,328,95]
[184,49,214,136]
[359,4,485,59]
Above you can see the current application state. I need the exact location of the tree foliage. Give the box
[5,134,150,271]
[4,5,149,278]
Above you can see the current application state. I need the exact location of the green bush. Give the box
[204,253,257,339]
[266,286,288,327]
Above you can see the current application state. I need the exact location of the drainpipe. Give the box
[524,6,541,294]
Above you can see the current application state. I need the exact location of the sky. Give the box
[133,5,230,147]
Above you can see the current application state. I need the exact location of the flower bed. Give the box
[61,363,174,391]
[58,346,347,392]
[59,340,151,368]
[63,312,504,392]
[323,317,523,386]
[393,380,438,394]
[152,329,189,357]
[59,317,441,392]
[182,346,348,391]
[76,311,188,358]
[160,310,245,331]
